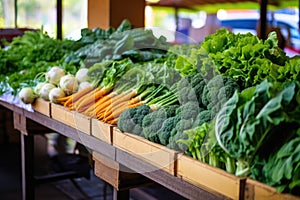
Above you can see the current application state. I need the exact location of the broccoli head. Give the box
[142,118,163,142]
[194,110,212,127]
[180,101,201,120]
[167,130,189,152]
[154,104,179,119]
[117,105,152,135]
[201,75,240,109]
[157,116,178,145]
[188,79,206,104]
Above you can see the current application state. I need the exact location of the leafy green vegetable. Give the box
[215,79,300,177]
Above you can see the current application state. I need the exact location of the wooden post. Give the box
[88,0,145,29]
[21,133,35,200]
[57,0,62,39]
[258,0,268,40]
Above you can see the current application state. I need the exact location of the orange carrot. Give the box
[110,90,137,108]
[75,87,111,112]
[103,101,144,122]
[63,85,94,107]
[83,91,116,117]
[91,90,135,118]
[107,117,119,125]
[55,95,70,103]
[128,96,141,106]
[71,88,99,109]
[102,100,128,120]
[100,90,137,117]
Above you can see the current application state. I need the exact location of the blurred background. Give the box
[0,0,298,53]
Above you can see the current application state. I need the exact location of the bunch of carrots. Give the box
[57,58,179,125]
[57,83,171,125]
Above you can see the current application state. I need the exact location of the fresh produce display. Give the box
[117,29,300,195]
[1,18,300,197]
[0,29,78,95]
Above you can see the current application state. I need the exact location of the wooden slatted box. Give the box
[112,127,177,175]
[177,154,246,200]
[51,103,91,135]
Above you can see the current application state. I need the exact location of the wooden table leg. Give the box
[21,133,34,200]
[113,188,129,200]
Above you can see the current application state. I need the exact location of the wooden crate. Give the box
[32,98,51,117]
[93,152,152,190]
[51,103,91,135]
[177,154,245,200]
[112,127,177,175]
[91,118,114,144]
[245,178,300,200]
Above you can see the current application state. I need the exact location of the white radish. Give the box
[46,66,65,85]
[49,87,66,103]
[59,74,78,95]
[78,81,92,91]
[75,68,89,83]
[34,82,46,95]
[39,83,56,101]
[19,87,36,104]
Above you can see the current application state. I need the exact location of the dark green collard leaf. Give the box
[215,80,300,177]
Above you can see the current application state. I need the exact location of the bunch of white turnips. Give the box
[19,66,92,104]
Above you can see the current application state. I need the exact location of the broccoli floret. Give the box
[167,130,189,151]
[132,105,152,125]
[180,101,201,120]
[142,113,153,128]
[132,125,143,135]
[154,105,179,119]
[142,118,163,142]
[117,105,151,135]
[117,108,136,133]
[190,73,204,88]
[175,119,194,133]
[211,102,222,118]
[202,86,219,107]
[157,116,177,145]
[207,75,226,89]
[178,86,190,104]
[217,82,239,102]
[189,79,206,104]
[194,110,212,127]
[202,75,240,109]
[177,76,190,89]
[162,105,180,118]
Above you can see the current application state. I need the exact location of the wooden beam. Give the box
[88,0,145,29]
[258,0,268,40]
[57,0,62,39]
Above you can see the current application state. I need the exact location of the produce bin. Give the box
[245,178,300,200]
[91,118,114,144]
[51,103,91,135]
[93,151,152,190]
[177,154,245,200]
[32,98,51,117]
[112,127,177,175]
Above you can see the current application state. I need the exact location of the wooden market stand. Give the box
[2,1,300,200]
[1,97,300,200]
[0,99,233,200]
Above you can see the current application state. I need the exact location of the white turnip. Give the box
[46,66,65,85]
[19,87,36,104]
[59,74,78,95]
[49,87,66,103]
[78,81,92,91]
[39,83,56,101]
[75,68,89,83]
